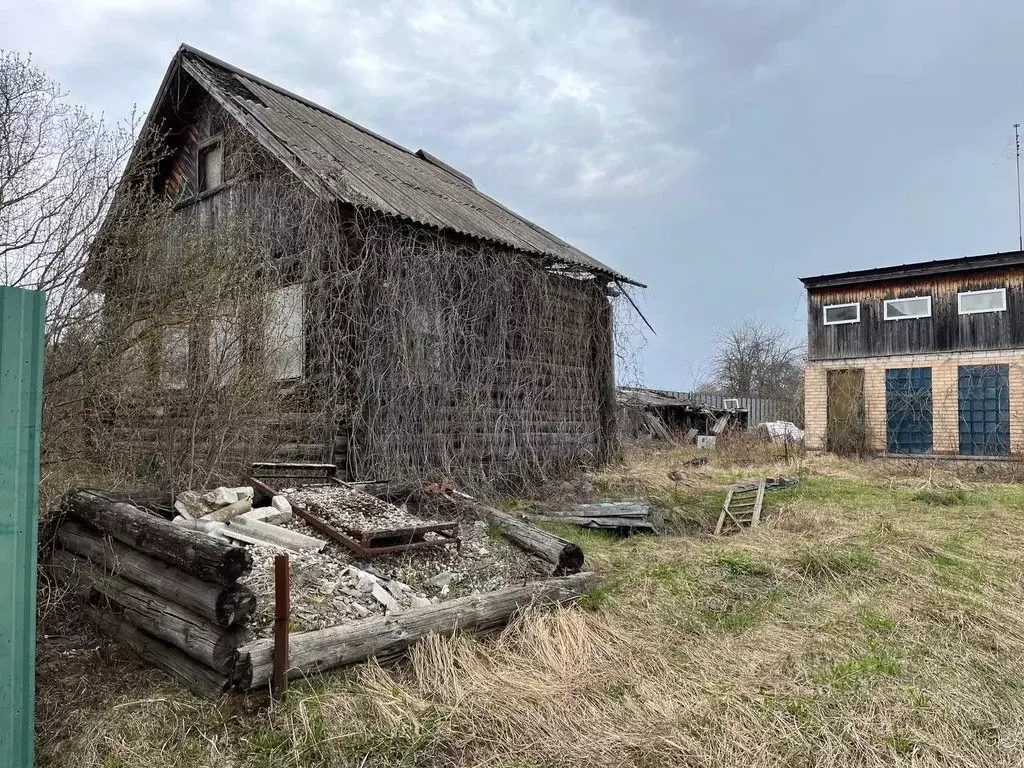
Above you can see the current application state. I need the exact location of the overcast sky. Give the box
[5,1,1024,388]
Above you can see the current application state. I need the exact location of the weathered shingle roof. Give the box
[171,45,641,286]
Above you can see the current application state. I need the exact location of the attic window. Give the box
[958,288,1006,315]
[198,139,223,193]
[823,302,860,325]
[884,296,931,321]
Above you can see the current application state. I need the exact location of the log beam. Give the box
[464,500,584,575]
[85,606,229,699]
[51,550,241,673]
[241,571,600,690]
[64,490,251,585]
[55,522,255,627]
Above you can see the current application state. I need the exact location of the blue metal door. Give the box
[958,364,1010,456]
[885,367,933,454]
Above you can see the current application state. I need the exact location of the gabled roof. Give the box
[144,44,641,286]
[800,249,1024,289]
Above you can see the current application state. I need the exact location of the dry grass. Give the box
[35,444,1024,767]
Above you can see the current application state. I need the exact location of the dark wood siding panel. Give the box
[808,267,1024,360]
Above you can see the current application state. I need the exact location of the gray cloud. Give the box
[5,0,1024,388]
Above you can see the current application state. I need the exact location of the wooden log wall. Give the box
[49,491,256,697]
[95,81,618,489]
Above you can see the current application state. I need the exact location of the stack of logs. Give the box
[50,490,255,697]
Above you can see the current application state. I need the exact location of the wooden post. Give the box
[272,554,290,699]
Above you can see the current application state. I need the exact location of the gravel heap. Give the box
[285,484,445,533]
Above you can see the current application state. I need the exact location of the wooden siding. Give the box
[807,266,1024,361]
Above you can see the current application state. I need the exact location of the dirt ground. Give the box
[34,441,1024,767]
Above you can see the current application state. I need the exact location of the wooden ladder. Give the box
[715,478,767,535]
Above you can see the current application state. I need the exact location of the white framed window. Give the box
[266,283,304,381]
[823,302,860,326]
[160,325,190,390]
[958,288,1006,315]
[884,296,931,321]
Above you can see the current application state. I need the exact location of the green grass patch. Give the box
[787,476,893,506]
[578,583,618,612]
[812,643,902,692]
[911,488,976,507]
[858,608,896,634]
[699,587,782,631]
[646,563,691,597]
[713,552,774,578]
[791,546,877,580]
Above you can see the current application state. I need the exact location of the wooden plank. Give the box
[751,479,766,529]
[715,487,735,536]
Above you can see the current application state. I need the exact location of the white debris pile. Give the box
[172,486,328,553]
[285,483,443,533]
[382,519,547,599]
[241,546,435,635]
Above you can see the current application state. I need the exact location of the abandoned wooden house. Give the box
[802,250,1024,456]
[85,45,642,486]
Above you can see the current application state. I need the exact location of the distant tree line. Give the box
[700,320,805,424]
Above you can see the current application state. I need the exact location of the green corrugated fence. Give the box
[0,287,46,768]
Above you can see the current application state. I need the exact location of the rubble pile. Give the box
[168,483,548,638]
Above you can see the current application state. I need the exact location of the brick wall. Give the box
[805,349,1024,455]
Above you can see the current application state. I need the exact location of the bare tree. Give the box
[0,50,137,335]
[708,320,804,420]
[0,50,157,504]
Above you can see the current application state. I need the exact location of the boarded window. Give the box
[160,325,189,390]
[198,141,223,192]
[121,320,148,367]
[266,284,304,380]
[408,304,443,372]
[958,288,1006,315]
[885,367,933,454]
[826,368,867,455]
[209,314,242,386]
[883,296,931,320]
[823,302,859,325]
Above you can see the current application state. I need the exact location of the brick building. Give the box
[801,251,1024,456]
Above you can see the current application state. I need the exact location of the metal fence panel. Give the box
[0,287,46,768]
[656,391,796,429]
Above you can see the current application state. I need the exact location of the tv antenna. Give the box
[1016,123,1022,250]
